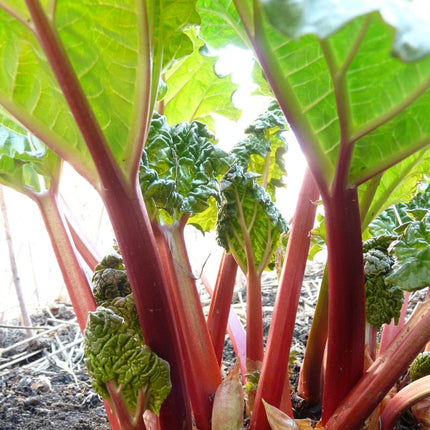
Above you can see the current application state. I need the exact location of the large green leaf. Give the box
[199,1,430,191]
[261,1,430,61]
[197,0,249,50]
[0,1,200,187]
[360,148,430,231]
[0,4,93,180]
[162,29,240,130]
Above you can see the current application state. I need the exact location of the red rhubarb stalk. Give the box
[250,168,319,429]
[35,190,96,331]
[201,273,247,377]
[322,186,366,423]
[207,252,239,365]
[152,218,222,430]
[61,196,102,270]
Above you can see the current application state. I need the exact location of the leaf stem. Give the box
[153,220,221,430]
[207,252,239,365]
[34,189,96,332]
[250,168,319,429]
[322,186,365,424]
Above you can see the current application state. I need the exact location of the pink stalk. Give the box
[250,168,319,429]
[326,298,430,429]
[321,186,366,423]
[379,375,430,430]
[152,219,221,430]
[106,381,146,430]
[378,291,410,356]
[60,196,102,269]
[25,3,192,427]
[207,252,239,365]
[34,190,96,332]
[201,273,247,377]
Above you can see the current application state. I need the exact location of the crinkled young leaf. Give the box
[363,249,403,329]
[140,113,232,223]
[386,212,430,291]
[91,254,131,305]
[231,101,288,198]
[216,165,288,274]
[84,307,171,416]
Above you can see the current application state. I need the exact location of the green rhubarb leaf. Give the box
[197,0,249,50]
[360,149,430,231]
[386,212,430,291]
[153,0,200,71]
[231,101,288,198]
[85,254,171,416]
[0,116,61,195]
[199,1,430,192]
[84,307,171,416]
[261,1,430,61]
[410,352,430,382]
[216,164,288,274]
[188,197,219,233]
[139,113,232,223]
[0,1,200,187]
[91,254,131,306]
[363,247,403,329]
[0,4,94,181]
[163,28,240,130]
[369,179,430,236]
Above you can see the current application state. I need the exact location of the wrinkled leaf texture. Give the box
[140,113,232,223]
[216,164,288,274]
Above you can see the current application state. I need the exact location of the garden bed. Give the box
[0,262,423,429]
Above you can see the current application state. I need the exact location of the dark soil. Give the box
[0,304,110,430]
[0,268,425,429]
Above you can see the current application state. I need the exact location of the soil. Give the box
[0,265,425,429]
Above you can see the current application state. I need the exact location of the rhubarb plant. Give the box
[0,1,430,430]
